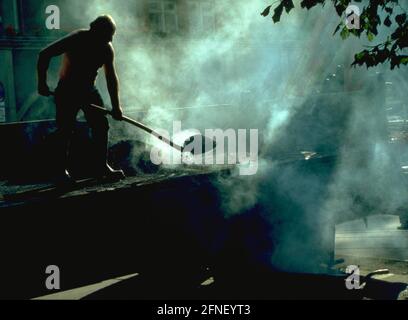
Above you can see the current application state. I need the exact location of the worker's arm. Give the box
[104,44,123,120]
[37,31,79,96]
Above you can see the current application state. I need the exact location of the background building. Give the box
[0,0,223,123]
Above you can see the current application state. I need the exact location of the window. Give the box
[187,0,215,35]
[148,0,178,34]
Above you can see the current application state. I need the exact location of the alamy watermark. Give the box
[150,121,259,176]
[45,265,60,290]
[45,5,60,30]
[345,265,362,290]
[345,4,361,30]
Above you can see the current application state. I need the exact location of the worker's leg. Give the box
[54,83,80,180]
[83,88,124,179]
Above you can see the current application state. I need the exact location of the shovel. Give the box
[87,103,216,155]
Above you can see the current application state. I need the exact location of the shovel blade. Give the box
[182,134,217,155]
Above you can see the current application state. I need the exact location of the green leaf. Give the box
[300,0,319,10]
[261,5,272,17]
[395,13,407,26]
[376,48,390,63]
[340,27,349,39]
[283,0,295,13]
[390,54,400,69]
[333,23,341,35]
[300,0,312,9]
[367,31,374,42]
[272,3,284,23]
[355,51,366,60]
[352,50,368,67]
[335,3,346,16]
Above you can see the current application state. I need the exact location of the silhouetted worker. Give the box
[37,15,125,182]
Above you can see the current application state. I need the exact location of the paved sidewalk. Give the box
[336,214,408,261]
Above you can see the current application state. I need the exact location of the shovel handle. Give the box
[88,104,184,152]
[49,92,184,152]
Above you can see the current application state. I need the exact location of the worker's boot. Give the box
[54,169,75,186]
[96,163,126,181]
[93,129,125,181]
[52,127,76,185]
[54,145,74,185]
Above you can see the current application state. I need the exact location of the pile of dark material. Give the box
[0,120,159,182]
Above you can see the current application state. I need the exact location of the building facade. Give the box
[0,0,222,123]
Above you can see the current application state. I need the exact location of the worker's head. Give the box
[90,15,116,43]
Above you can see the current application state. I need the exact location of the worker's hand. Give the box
[38,83,52,97]
[111,107,123,121]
